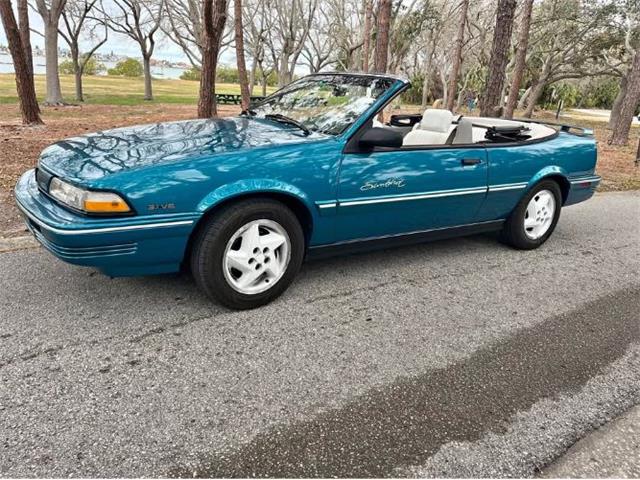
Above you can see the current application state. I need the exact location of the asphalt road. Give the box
[0,191,638,477]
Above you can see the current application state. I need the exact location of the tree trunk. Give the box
[142,55,153,101]
[421,58,435,108]
[75,68,83,102]
[421,73,430,107]
[198,0,227,118]
[278,47,292,87]
[70,45,84,102]
[517,86,531,109]
[609,75,627,129]
[17,0,33,76]
[609,50,640,145]
[249,56,257,96]
[362,0,372,72]
[233,0,250,110]
[479,0,517,117]
[43,21,64,105]
[523,79,546,118]
[440,68,448,107]
[445,0,469,112]
[504,0,533,119]
[0,0,42,124]
[373,0,391,73]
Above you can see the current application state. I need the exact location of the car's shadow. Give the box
[126,231,505,309]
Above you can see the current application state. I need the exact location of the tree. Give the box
[479,0,517,117]
[373,0,391,73]
[105,0,163,100]
[17,0,33,75]
[233,0,250,110]
[361,0,373,72]
[33,0,67,105]
[59,0,107,102]
[609,49,640,145]
[445,0,469,112]
[503,0,533,119]
[17,0,39,115]
[198,0,227,118]
[607,0,639,128]
[0,0,42,124]
[520,1,616,118]
[242,0,272,95]
[302,0,351,73]
[269,0,317,86]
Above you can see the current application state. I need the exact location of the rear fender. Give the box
[526,166,571,203]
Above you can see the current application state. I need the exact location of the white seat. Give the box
[452,118,473,144]
[403,109,454,146]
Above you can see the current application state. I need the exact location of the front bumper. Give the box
[15,170,198,277]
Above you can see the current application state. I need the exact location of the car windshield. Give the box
[250,74,396,136]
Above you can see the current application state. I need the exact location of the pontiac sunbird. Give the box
[15,72,600,309]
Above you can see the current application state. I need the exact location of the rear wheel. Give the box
[500,180,562,250]
[190,199,305,309]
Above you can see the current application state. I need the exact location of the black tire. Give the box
[190,198,305,309]
[500,180,562,250]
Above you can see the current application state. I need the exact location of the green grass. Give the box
[0,74,275,105]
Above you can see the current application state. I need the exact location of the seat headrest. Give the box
[452,118,473,144]
[418,109,454,133]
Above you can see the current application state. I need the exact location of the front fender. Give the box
[195,178,317,216]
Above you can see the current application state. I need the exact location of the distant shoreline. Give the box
[0,53,187,80]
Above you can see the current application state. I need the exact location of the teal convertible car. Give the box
[16,72,600,309]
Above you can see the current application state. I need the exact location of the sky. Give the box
[0,6,200,64]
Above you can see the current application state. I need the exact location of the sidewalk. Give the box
[541,404,640,478]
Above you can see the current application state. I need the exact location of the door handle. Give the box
[461,157,482,166]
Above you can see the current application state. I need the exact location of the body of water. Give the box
[0,53,187,79]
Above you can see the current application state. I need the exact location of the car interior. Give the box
[370,108,557,148]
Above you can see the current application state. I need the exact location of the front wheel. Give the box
[500,180,562,250]
[190,199,305,309]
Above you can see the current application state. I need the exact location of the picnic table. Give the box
[215,94,266,105]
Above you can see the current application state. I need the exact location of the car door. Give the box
[334,145,489,242]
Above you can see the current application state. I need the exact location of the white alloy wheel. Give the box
[524,189,556,240]
[222,219,291,295]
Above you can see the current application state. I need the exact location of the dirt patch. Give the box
[0,103,239,237]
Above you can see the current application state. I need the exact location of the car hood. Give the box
[38,117,318,184]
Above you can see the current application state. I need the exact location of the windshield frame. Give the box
[249,73,408,138]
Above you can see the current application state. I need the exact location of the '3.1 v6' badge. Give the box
[147,203,176,211]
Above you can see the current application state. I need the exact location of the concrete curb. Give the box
[540,404,640,478]
[0,235,40,253]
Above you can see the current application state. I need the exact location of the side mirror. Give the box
[359,127,403,150]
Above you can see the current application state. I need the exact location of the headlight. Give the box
[49,177,131,214]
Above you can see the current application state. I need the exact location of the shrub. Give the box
[180,67,201,81]
[107,58,143,77]
[59,56,105,75]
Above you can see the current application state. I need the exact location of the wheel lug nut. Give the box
[253,247,259,254]
[263,247,269,254]
[255,264,261,270]
[248,258,255,264]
